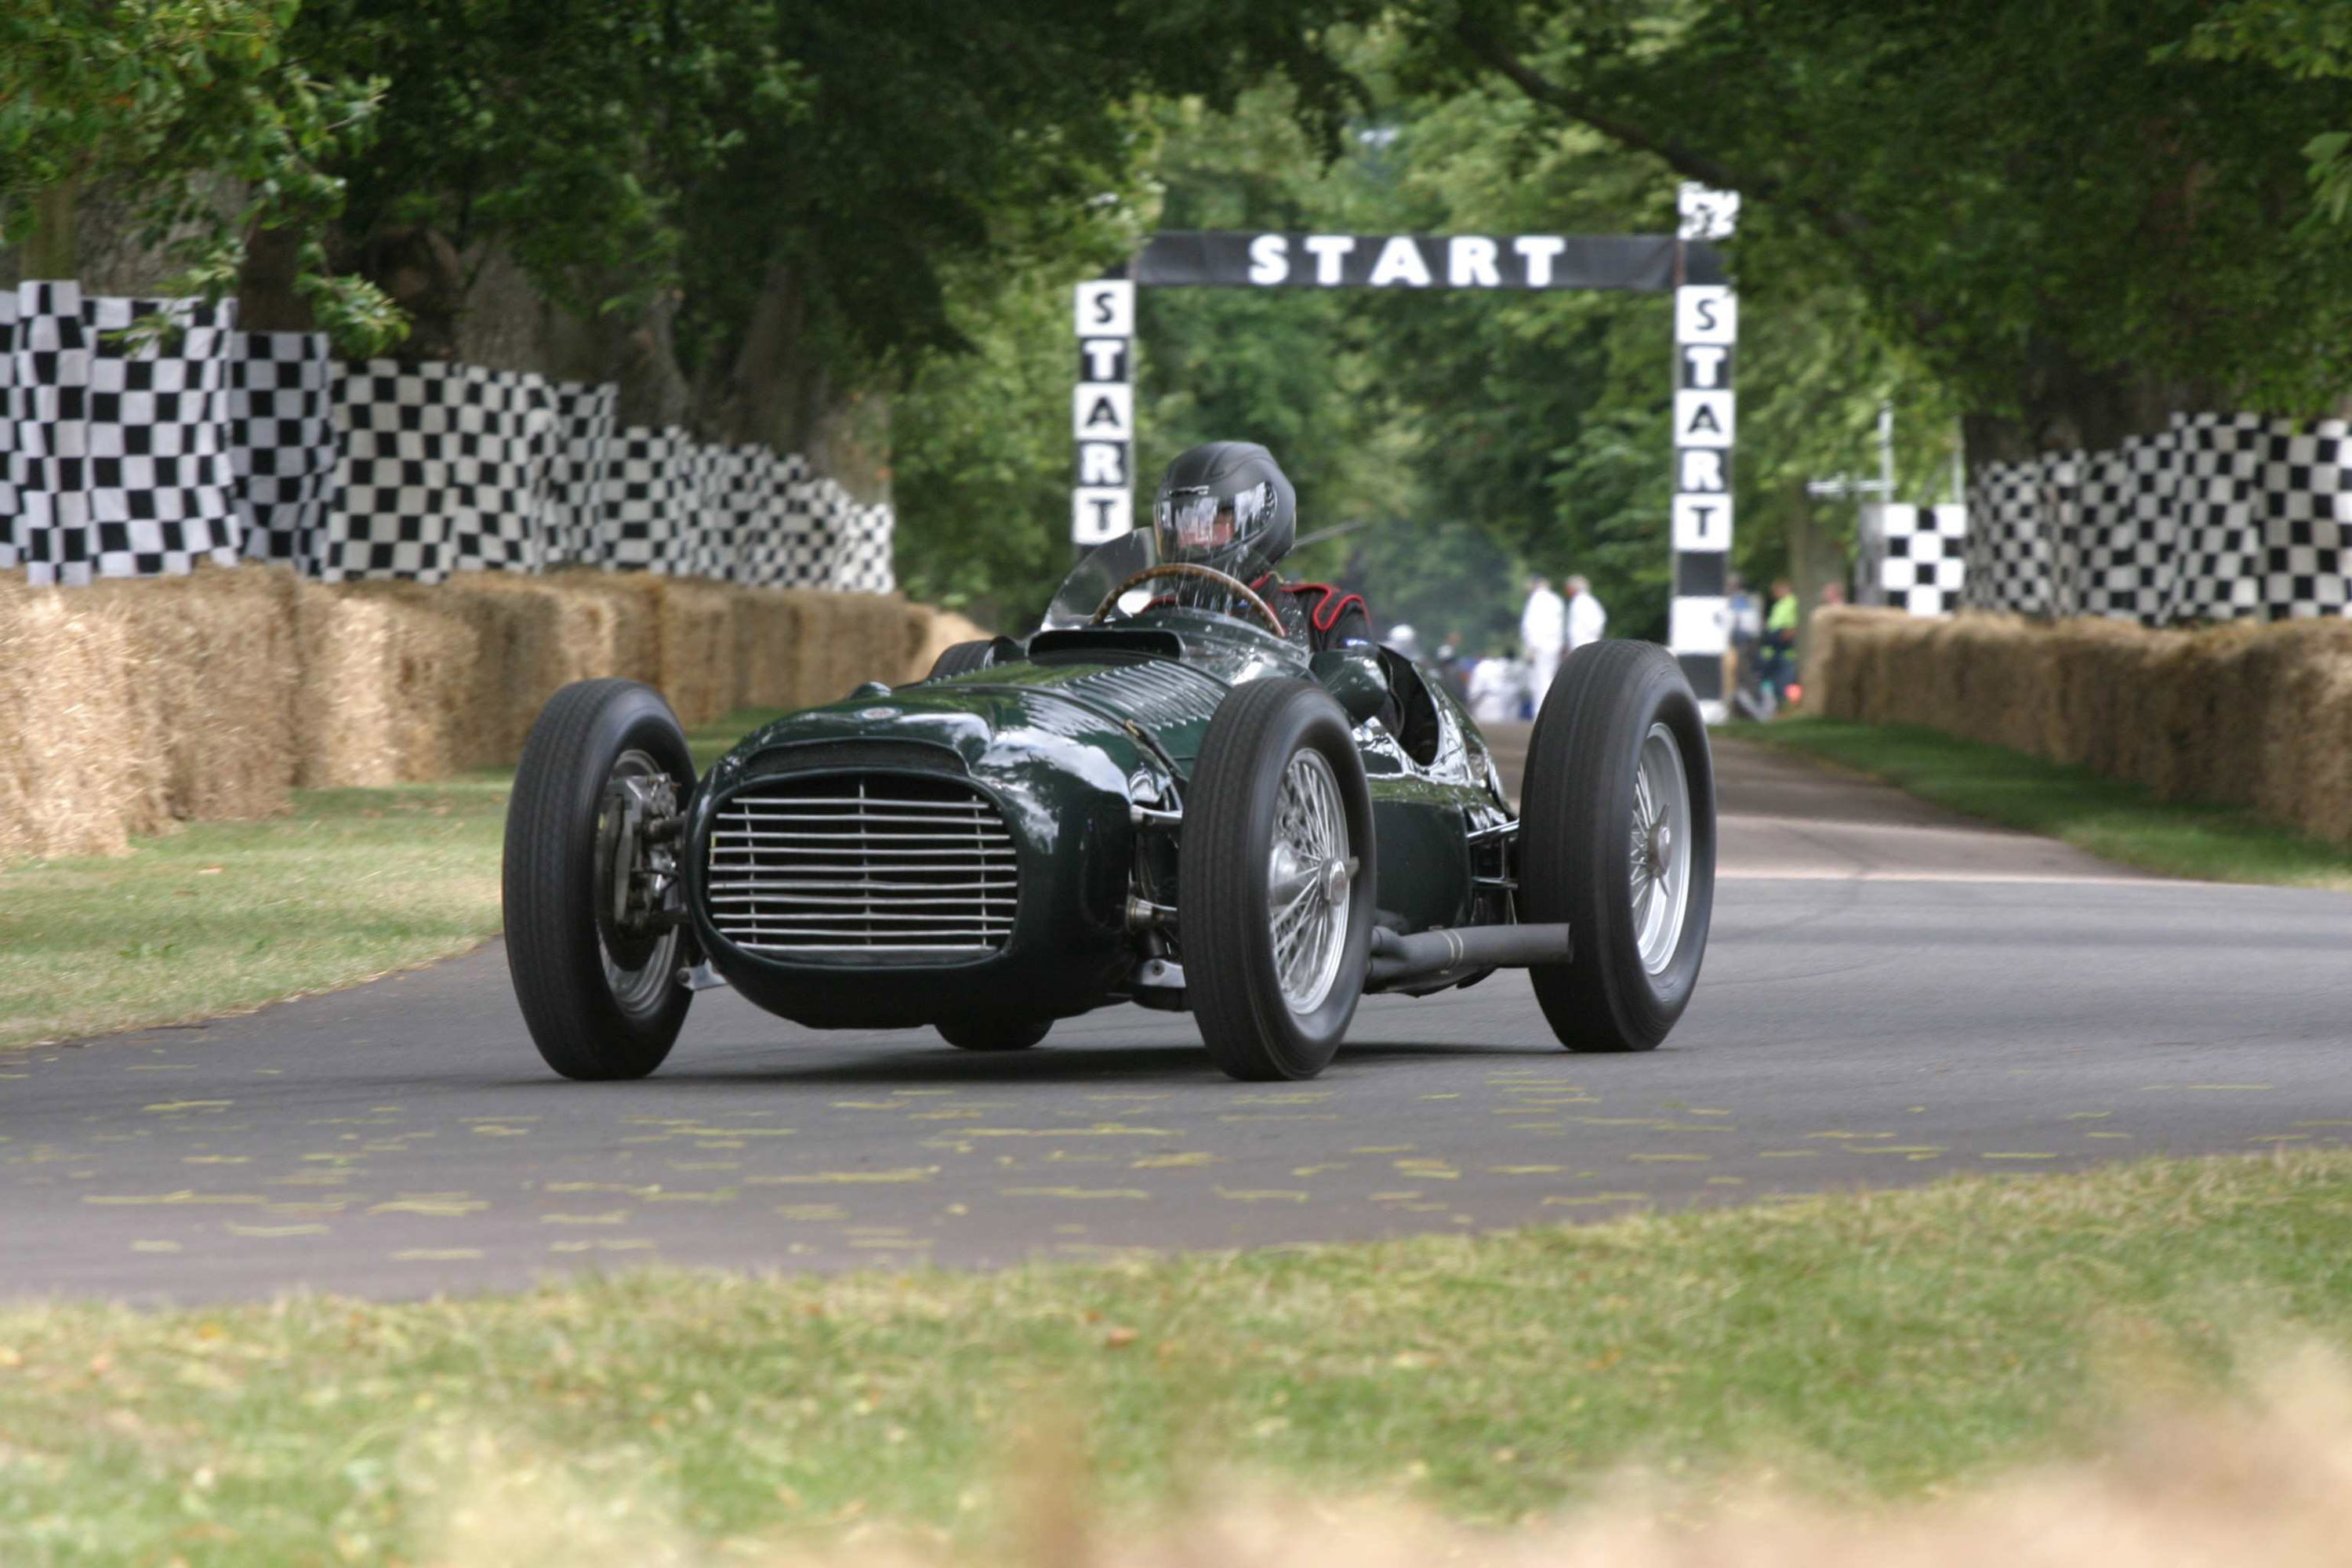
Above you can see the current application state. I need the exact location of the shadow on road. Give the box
[602,1035,1571,1088]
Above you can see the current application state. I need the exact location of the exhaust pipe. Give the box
[1367,923,1572,986]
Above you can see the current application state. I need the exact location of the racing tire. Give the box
[1181,679,1377,1081]
[1521,641,1715,1052]
[503,679,696,1080]
[927,639,996,681]
[937,1015,1053,1052]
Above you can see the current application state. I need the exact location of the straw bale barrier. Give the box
[2,566,981,863]
[1805,607,2352,844]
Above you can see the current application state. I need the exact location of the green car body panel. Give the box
[683,608,1515,1031]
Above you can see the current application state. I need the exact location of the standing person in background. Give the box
[1762,577,1800,706]
[1519,573,1566,713]
[1727,573,1764,717]
[1467,643,1527,725]
[1564,575,1608,652]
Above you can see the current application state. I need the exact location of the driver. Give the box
[1152,441,1372,652]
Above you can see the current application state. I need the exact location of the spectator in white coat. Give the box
[1564,574,1608,652]
[1519,574,1566,712]
[1467,645,1528,725]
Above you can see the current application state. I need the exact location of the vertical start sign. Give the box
[1669,183,1739,721]
[1072,278,1134,546]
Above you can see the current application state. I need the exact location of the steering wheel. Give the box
[1091,563,1288,639]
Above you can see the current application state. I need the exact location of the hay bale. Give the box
[728,589,803,712]
[0,575,160,862]
[295,579,500,786]
[907,606,993,682]
[82,563,303,826]
[1806,606,2352,847]
[652,577,738,728]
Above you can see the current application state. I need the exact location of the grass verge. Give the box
[0,709,782,1050]
[3,1152,2351,1563]
[1744,716,2352,887]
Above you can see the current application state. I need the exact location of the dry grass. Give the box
[412,1349,2352,1566]
[2,567,960,862]
[1806,608,2352,845]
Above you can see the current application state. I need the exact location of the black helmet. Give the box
[1152,441,1296,575]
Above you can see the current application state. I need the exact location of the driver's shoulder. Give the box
[1269,578,1367,634]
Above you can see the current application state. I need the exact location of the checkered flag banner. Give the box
[6,284,893,593]
[1957,413,2350,626]
[2,281,244,585]
[232,330,337,568]
[1860,504,1968,615]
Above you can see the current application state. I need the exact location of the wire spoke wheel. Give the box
[1182,678,1374,1081]
[1628,722,1693,975]
[1518,641,1715,1054]
[1267,748,1352,1014]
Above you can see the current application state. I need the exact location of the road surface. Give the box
[5,730,2347,1303]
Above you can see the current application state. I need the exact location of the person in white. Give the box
[1519,574,1566,713]
[1466,648,1527,725]
[1564,574,1608,652]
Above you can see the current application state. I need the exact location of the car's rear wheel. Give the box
[1181,680,1376,1081]
[926,639,996,680]
[937,1015,1052,1051]
[1520,641,1715,1051]
[503,680,695,1080]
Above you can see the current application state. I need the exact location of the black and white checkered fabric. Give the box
[532,380,608,569]
[739,452,814,586]
[601,423,687,573]
[1871,504,1968,615]
[2172,413,2264,622]
[231,331,337,568]
[1959,413,2351,625]
[2,282,245,584]
[0,290,23,572]
[6,285,895,593]
[320,360,554,583]
[1962,459,2049,615]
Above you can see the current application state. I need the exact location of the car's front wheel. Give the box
[503,680,696,1080]
[1519,641,1715,1051]
[1181,680,1376,1081]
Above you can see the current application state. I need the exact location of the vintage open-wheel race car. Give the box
[502,531,1716,1082]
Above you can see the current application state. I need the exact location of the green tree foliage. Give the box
[1414,0,2352,452]
[280,0,1370,385]
[0,0,399,348]
[2183,0,2352,223]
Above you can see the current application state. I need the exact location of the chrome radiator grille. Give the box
[706,774,1017,956]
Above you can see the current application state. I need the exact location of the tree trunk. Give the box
[1963,336,2225,468]
[23,180,79,278]
[692,260,890,503]
[235,223,314,332]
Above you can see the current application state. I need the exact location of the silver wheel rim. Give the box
[597,749,681,1014]
[1629,721,1693,975]
[1267,747,1353,1015]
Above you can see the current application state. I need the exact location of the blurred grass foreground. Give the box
[4,1152,2352,1562]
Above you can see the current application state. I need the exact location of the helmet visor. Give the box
[1156,488,1228,553]
[1155,481,1274,558]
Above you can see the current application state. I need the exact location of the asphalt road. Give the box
[5,728,2350,1305]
